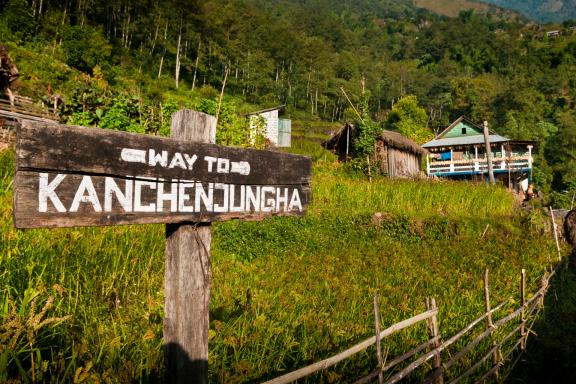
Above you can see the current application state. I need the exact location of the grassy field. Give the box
[0,123,562,383]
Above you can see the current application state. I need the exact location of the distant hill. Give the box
[480,0,576,22]
[412,0,522,19]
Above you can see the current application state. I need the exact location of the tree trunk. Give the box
[158,48,165,78]
[150,23,159,55]
[175,24,182,89]
[192,40,201,91]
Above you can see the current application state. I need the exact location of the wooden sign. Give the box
[14,122,311,228]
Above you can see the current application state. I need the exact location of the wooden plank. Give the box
[14,121,311,228]
[483,269,500,382]
[16,122,311,185]
[354,339,437,384]
[549,207,562,261]
[13,171,310,228]
[426,298,443,384]
[374,293,384,384]
[0,109,58,124]
[164,109,213,384]
[263,309,438,384]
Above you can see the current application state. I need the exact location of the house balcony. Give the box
[427,156,532,177]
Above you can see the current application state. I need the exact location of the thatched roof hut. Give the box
[379,129,428,157]
[323,123,427,178]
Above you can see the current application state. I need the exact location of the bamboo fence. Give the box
[263,205,566,384]
[264,267,555,384]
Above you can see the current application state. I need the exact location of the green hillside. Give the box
[2,0,576,201]
[1,1,575,382]
[0,141,563,382]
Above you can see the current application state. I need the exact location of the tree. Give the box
[386,95,433,144]
[1,0,36,42]
[61,25,112,72]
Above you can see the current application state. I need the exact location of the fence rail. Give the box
[0,97,58,123]
[264,266,555,384]
[427,157,531,176]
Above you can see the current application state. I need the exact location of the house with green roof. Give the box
[422,117,535,190]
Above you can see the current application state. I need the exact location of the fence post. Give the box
[373,293,384,384]
[425,298,443,384]
[484,269,500,382]
[549,206,561,262]
[520,269,526,350]
[165,110,216,384]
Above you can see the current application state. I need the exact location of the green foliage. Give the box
[99,96,143,132]
[0,148,561,382]
[61,26,112,72]
[193,98,263,147]
[0,0,35,42]
[158,99,179,136]
[350,94,381,160]
[386,95,433,144]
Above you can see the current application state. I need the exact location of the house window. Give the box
[462,127,467,134]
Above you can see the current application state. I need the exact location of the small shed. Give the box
[323,123,427,178]
[375,130,427,178]
[247,105,291,147]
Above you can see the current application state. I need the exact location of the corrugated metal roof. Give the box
[422,134,510,148]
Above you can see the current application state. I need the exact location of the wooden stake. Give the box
[345,124,350,163]
[367,155,372,183]
[549,207,561,261]
[215,65,230,125]
[340,87,363,122]
[520,269,526,351]
[164,110,216,384]
[484,269,500,382]
[483,121,495,185]
[425,298,443,384]
[374,293,384,384]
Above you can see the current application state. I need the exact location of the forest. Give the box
[1,0,576,204]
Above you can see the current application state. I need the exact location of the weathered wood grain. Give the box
[13,119,311,228]
[16,122,311,185]
[164,109,213,384]
[13,171,310,228]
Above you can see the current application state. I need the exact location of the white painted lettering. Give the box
[168,153,187,170]
[246,186,261,212]
[261,186,275,212]
[178,180,195,212]
[204,156,217,172]
[195,182,213,211]
[120,148,146,164]
[104,177,133,212]
[213,183,229,212]
[184,154,198,170]
[148,149,168,167]
[216,158,230,173]
[276,187,289,212]
[289,189,303,211]
[38,173,67,212]
[229,185,245,212]
[134,178,157,212]
[230,161,250,175]
[70,176,102,212]
[157,179,178,212]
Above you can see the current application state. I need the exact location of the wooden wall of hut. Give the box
[374,140,422,178]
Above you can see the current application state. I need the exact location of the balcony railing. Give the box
[427,156,532,176]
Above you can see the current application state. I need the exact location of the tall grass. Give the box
[0,145,559,383]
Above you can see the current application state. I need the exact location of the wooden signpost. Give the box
[13,110,312,382]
